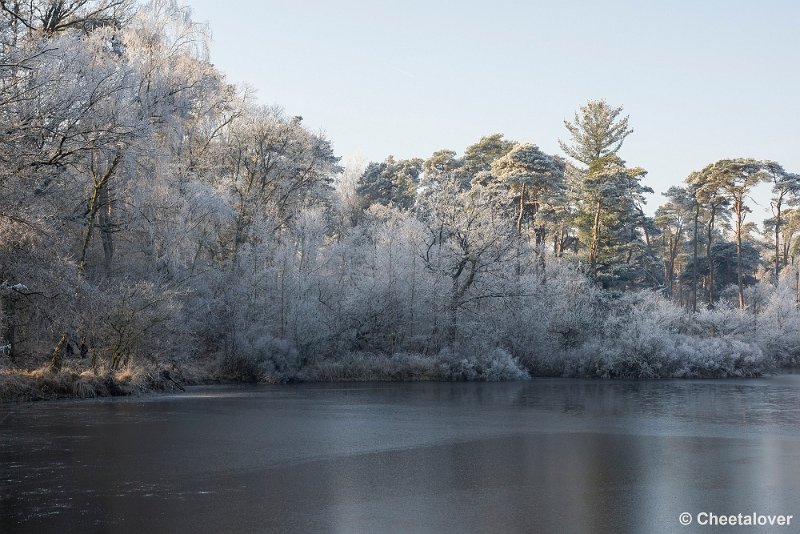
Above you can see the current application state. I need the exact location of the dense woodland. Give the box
[2,1,800,398]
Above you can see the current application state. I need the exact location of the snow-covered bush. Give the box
[752,285,800,365]
[303,352,438,382]
[563,334,767,379]
[304,347,528,382]
[435,346,530,381]
[520,288,770,378]
[220,334,299,382]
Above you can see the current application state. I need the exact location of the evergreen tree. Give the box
[421,149,465,191]
[559,100,652,285]
[695,159,766,308]
[763,162,800,280]
[655,186,693,298]
[685,170,730,308]
[490,143,565,244]
[356,156,422,209]
[559,99,632,166]
[462,133,516,178]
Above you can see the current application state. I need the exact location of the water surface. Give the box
[3,377,800,533]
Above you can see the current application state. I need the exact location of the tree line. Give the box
[1,1,799,395]
[356,106,800,311]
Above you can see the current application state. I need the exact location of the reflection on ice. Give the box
[2,377,800,533]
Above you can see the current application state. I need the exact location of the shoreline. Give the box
[1,359,787,404]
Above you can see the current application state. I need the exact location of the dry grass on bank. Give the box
[0,363,184,402]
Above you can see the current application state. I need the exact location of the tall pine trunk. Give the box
[734,196,746,309]
[705,207,716,308]
[692,201,699,312]
[775,200,782,282]
[590,197,602,278]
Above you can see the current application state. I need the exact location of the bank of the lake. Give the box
[0,344,777,403]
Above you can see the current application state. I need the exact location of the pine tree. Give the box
[693,159,766,309]
[763,162,800,281]
[655,186,693,298]
[490,143,565,243]
[356,156,422,209]
[560,100,651,286]
[559,99,632,166]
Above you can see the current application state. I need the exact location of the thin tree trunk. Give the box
[410,246,416,339]
[706,206,716,308]
[98,182,113,276]
[50,332,67,371]
[775,200,782,283]
[1,293,15,363]
[735,197,745,309]
[590,197,602,278]
[555,225,564,257]
[448,279,459,344]
[79,184,101,272]
[692,201,699,313]
[666,236,675,298]
[783,233,791,269]
[79,154,121,273]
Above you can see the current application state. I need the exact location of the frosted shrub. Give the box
[221,334,299,382]
[691,303,748,338]
[504,262,606,374]
[670,336,767,378]
[563,334,767,379]
[563,338,670,379]
[337,284,413,353]
[305,352,438,382]
[304,347,528,382]
[551,289,770,379]
[755,286,800,364]
[554,291,675,378]
[436,347,529,381]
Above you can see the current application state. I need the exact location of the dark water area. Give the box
[3,376,800,533]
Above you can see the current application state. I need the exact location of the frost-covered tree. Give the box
[0,0,134,36]
[655,186,693,299]
[762,162,800,280]
[575,155,651,285]
[420,149,465,191]
[0,0,235,371]
[489,143,565,243]
[331,155,367,231]
[355,155,422,209]
[559,99,633,166]
[559,100,652,286]
[697,159,766,308]
[462,133,516,178]
[222,108,340,251]
[685,168,731,309]
[417,178,518,344]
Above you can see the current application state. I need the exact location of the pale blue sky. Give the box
[187,0,799,216]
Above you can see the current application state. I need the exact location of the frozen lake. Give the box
[3,377,800,533]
